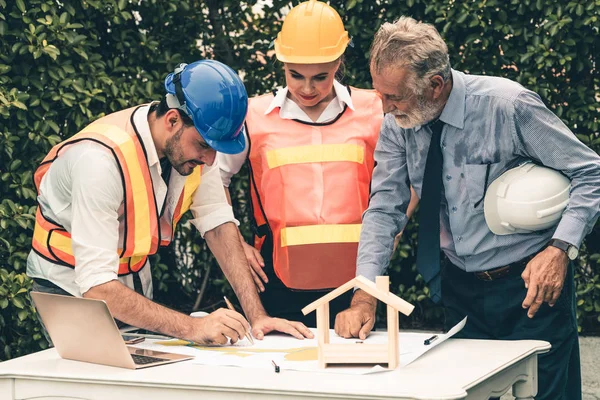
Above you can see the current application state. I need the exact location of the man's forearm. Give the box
[83,280,194,339]
[205,222,267,322]
[223,187,248,245]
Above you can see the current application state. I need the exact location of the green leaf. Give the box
[12,100,27,110]
[17,310,28,321]
[74,48,88,60]
[16,0,26,13]
[9,159,22,170]
[43,45,61,60]
[47,120,60,133]
[457,12,469,24]
[21,187,37,200]
[0,237,10,251]
[12,297,24,309]
[63,65,76,74]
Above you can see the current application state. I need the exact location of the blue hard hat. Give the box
[164,60,248,154]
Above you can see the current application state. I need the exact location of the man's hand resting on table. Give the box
[334,289,377,340]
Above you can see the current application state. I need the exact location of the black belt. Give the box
[473,254,535,281]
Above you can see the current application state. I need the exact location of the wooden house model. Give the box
[301,275,414,369]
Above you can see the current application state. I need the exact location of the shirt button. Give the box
[460,173,465,178]
[457,236,463,242]
[452,206,458,213]
[446,175,452,181]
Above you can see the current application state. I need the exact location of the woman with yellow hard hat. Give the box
[219,0,418,327]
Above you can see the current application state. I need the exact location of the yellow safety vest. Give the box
[31,106,202,275]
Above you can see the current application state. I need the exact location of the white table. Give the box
[0,337,549,400]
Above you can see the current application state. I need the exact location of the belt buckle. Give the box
[482,270,493,281]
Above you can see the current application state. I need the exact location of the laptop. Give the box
[30,291,193,369]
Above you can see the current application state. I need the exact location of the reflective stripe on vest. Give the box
[31,106,202,276]
[246,87,383,290]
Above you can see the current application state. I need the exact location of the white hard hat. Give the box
[484,162,570,235]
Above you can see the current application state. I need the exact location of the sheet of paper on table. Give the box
[132,317,466,375]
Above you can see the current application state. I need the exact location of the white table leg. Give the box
[465,353,540,400]
[0,378,15,400]
[512,355,538,400]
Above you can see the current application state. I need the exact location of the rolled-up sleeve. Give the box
[357,115,412,281]
[70,146,123,295]
[189,162,239,237]
[513,90,600,248]
[217,128,249,187]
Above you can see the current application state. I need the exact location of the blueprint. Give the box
[132,317,466,375]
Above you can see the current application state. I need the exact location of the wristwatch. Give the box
[548,239,579,260]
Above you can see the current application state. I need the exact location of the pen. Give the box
[424,335,438,345]
[271,359,280,373]
[223,296,254,345]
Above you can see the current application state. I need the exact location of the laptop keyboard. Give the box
[131,354,168,365]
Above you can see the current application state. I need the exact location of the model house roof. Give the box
[301,275,414,316]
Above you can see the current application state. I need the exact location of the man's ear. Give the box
[430,75,445,99]
[165,109,180,130]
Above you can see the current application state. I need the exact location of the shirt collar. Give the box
[264,79,355,115]
[333,80,355,111]
[132,103,160,169]
[438,69,465,130]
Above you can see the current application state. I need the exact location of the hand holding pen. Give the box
[178,300,252,345]
[224,296,254,344]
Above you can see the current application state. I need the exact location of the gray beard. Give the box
[393,95,444,129]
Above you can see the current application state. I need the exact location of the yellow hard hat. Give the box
[274,0,350,64]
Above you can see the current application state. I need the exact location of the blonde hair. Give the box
[370,16,451,93]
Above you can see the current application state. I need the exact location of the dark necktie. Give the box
[416,119,444,304]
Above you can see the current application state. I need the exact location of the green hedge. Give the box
[0,0,598,360]
[0,269,47,359]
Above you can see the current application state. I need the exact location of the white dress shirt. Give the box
[218,80,354,187]
[27,105,238,297]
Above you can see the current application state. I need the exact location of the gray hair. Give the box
[370,16,451,94]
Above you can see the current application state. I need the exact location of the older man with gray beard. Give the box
[334,16,600,400]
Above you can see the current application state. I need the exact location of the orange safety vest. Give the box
[31,106,202,276]
[246,87,383,290]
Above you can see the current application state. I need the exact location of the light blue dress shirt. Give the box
[357,69,600,280]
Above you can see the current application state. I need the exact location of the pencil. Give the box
[223,296,254,345]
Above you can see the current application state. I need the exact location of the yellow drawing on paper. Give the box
[155,340,318,361]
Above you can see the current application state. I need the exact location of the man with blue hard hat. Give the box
[27,60,313,345]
